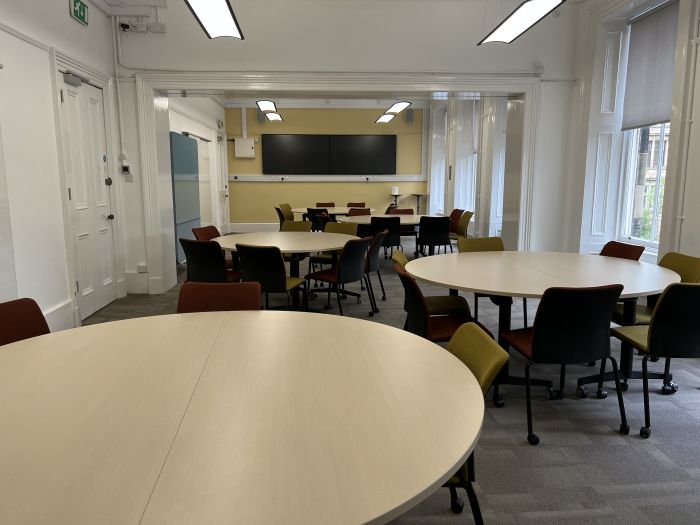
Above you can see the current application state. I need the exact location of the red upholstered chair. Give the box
[388,208,414,215]
[449,209,465,234]
[500,284,629,445]
[176,282,261,313]
[0,298,50,347]
[346,202,366,208]
[348,208,371,216]
[600,240,645,260]
[316,202,335,207]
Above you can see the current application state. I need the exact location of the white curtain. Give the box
[453,100,480,212]
[428,102,448,215]
[622,2,679,130]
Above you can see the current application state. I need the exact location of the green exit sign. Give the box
[70,0,88,26]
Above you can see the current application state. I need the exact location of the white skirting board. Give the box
[44,298,77,331]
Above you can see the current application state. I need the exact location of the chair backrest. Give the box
[176,282,261,313]
[456,211,474,238]
[236,244,288,293]
[457,236,505,253]
[449,209,465,233]
[192,225,221,241]
[0,298,50,347]
[388,208,414,215]
[531,285,623,364]
[394,263,429,336]
[658,252,700,283]
[274,207,286,230]
[418,216,450,245]
[279,203,295,221]
[347,201,366,208]
[336,237,372,284]
[371,216,400,247]
[600,240,644,261]
[391,249,409,269]
[324,221,358,236]
[179,238,229,283]
[307,208,331,231]
[280,220,312,232]
[647,283,700,358]
[316,201,335,207]
[348,208,371,216]
[366,230,388,273]
[446,322,510,395]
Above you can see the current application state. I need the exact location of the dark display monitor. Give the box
[330,135,397,175]
[261,134,329,174]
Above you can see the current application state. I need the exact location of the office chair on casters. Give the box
[612,283,700,438]
[443,322,509,524]
[501,284,628,445]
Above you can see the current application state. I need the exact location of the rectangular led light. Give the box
[266,112,283,121]
[256,100,277,113]
[386,102,411,114]
[184,0,244,40]
[478,0,564,45]
[376,114,395,124]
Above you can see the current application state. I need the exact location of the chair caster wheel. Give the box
[596,388,608,399]
[368,311,374,317]
[640,427,651,439]
[450,495,464,514]
[547,387,564,400]
[527,433,540,446]
[493,396,505,408]
[620,381,629,392]
[620,424,630,435]
[576,386,588,398]
[661,382,678,395]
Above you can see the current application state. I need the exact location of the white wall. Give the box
[0,131,17,301]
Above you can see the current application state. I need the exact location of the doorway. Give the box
[58,78,117,319]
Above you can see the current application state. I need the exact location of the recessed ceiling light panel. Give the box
[256,100,277,113]
[386,102,412,114]
[185,0,244,40]
[479,0,564,45]
[376,114,396,124]
[266,112,283,121]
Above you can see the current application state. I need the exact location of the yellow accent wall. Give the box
[225,108,425,222]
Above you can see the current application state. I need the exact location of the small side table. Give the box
[388,194,403,208]
[411,193,428,214]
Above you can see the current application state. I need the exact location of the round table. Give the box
[214,231,354,258]
[0,311,483,525]
[291,206,375,216]
[338,214,429,226]
[406,251,680,390]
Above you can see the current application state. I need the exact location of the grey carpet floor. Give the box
[84,245,700,524]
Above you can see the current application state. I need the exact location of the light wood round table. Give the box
[214,231,355,257]
[291,206,375,216]
[0,311,484,525]
[406,251,680,394]
[338,214,429,226]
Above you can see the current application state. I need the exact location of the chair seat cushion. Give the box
[426,295,469,316]
[611,325,649,352]
[286,276,306,291]
[427,315,468,343]
[446,461,469,486]
[501,328,534,358]
[612,303,652,325]
[227,270,241,282]
[306,268,337,283]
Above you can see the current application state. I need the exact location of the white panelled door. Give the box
[59,80,116,319]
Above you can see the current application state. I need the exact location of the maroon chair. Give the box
[176,282,261,313]
[347,201,366,208]
[348,208,371,216]
[600,240,645,261]
[316,202,335,207]
[449,209,465,234]
[0,298,50,347]
[388,208,414,215]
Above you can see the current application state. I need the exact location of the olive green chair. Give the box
[391,249,468,316]
[443,322,509,524]
[450,210,474,240]
[457,236,529,327]
[612,283,700,438]
[280,220,312,232]
[279,203,295,221]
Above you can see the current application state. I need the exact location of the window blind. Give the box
[622,2,679,131]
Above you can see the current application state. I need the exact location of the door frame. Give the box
[50,49,125,325]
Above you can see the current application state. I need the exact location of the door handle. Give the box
[107,214,115,220]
